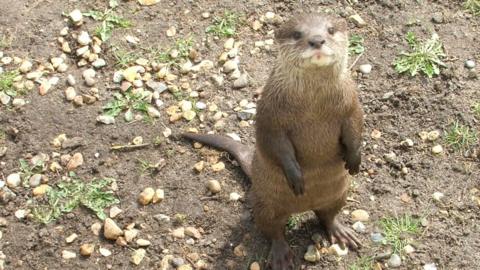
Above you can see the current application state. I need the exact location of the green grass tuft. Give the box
[380,215,420,254]
[206,11,240,37]
[32,177,119,224]
[394,32,446,78]
[348,256,374,270]
[349,34,365,55]
[102,90,151,121]
[473,102,480,118]
[0,70,20,97]
[445,121,478,150]
[464,0,480,16]
[83,8,131,41]
[286,215,301,230]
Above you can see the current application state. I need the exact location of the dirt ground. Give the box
[0,0,479,269]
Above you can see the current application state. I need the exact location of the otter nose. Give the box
[308,36,325,49]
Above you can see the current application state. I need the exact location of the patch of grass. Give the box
[113,48,139,68]
[102,90,151,121]
[19,158,45,187]
[380,215,420,254]
[464,0,480,16]
[348,256,374,270]
[0,33,13,49]
[0,70,20,97]
[348,34,365,55]
[206,11,240,37]
[32,177,119,224]
[473,102,480,118]
[394,32,446,78]
[136,158,163,175]
[445,121,478,150]
[286,215,301,230]
[144,37,194,66]
[83,8,131,41]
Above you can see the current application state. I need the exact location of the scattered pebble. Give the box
[229,192,241,201]
[404,244,415,254]
[19,60,33,73]
[138,187,155,205]
[66,153,83,171]
[185,226,202,239]
[304,245,321,262]
[423,263,437,270]
[80,243,95,256]
[146,80,167,93]
[172,227,185,238]
[370,129,382,139]
[29,174,42,187]
[171,257,185,267]
[387,254,402,268]
[223,60,238,73]
[103,218,123,240]
[97,115,115,125]
[77,31,92,46]
[432,192,444,201]
[352,221,366,233]
[328,244,348,256]
[109,206,123,218]
[233,244,247,257]
[6,173,21,188]
[465,60,475,69]
[124,229,139,242]
[33,184,50,197]
[91,222,102,236]
[65,87,76,101]
[211,162,225,172]
[250,262,261,270]
[207,180,221,194]
[136,239,151,247]
[427,130,440,141]
[359,64,372,74]
[69,9,83,25]
[15,209,28,220]
[99,247,112,257]
[370,232,384,243]
[65,233,78,244]
[152,188,165,203]
[233,73,249,89]
[62,250,77,260]
[349,14,367,27]
[138,0,160,6]
[431,145,443,154]
[351,209,369,222]
[92,58,106,68]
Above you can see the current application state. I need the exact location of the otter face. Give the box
[276,14,348,68]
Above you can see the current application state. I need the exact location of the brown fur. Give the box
[183,13,363,269]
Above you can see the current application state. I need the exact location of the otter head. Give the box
[276,14,348,70]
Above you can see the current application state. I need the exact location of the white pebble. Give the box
[432,192,444,201]
[229,192,241,201]
[77,31,92,46]
[359,64,372,74]
[465,60,475,69]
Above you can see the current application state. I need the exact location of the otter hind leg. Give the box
[314,206,361,250]
[253,205,294,270]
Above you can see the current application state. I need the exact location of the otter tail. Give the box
[181,132,253,179]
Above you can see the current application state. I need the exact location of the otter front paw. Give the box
[344,151,361,175]
[283,163,304,196]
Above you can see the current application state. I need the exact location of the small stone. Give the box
[233,73,249,89]
[252,20,262,30]
[99,247,112,257]
[147,106,161,118]
[6,173,21,188]
[195,101,207,110]
[113,71,124,83]
[352,221,366,233]
[370,129,381,139]
[401,138,414,147]
[136,239,151,247]
[211,162,225,172]
[33,184,50,197]
[229,192,241,201]
[185,226,201,239]
[431,12,444,24]
[224,38,235,49]
[65,87,77,101]
[359,64,372,74]
[370,232,384,243]
[182,110,196,121]
[328,244,348,256]
[79,243,95,256]
[233,244,247,257]
[194,161,205,172]
[423,263,437,270]
[77,31,92,46]
[91,222,102,236]
[29,174,42,187]
[62,42,71,53]
[351,209,369,222]
[0,92,10,105]
[19,60,33,73]
[404,244,415,254]
[97,115,115,124]
[152,188,165,203]
[12,98,26,107]
[172,227,185,238]
[62,250,76,259]
[60,27,69,36]
[146,80,167,93]
[207,180,222,194]
[67,75,76,86]
[65,233,78,243]
[138,187,155,205]
[166,26,176,37]
[109,206,123,218]
[465,60,475,69]
[92,58,106,68]
[39,80,52,95]
[66,153,83,171]
[431,145,443,154]
[382,91,394,100]
[304,245,320,262]
[82,68,96,79]
[427,130,440,141]
[387,254,402,268]
[171,257,185,267]
[15,209,28,219]
[69,9,83,24]
[104,218,123,240]
[138,0,160,5]
[223,60,238,73]
[154,214,171,223]
[349,14,367,27]
[432,192,444,201]
[123,66,140,82]
[178,265,193,270]
[124,229,139,242]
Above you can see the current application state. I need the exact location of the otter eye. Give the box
[292,31,302,40]
[328,27,336,35]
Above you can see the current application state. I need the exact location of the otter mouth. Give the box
[303,47,336,67]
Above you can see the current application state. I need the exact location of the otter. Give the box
[182,13,363,269]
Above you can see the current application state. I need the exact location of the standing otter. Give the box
[183,13,363,269]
